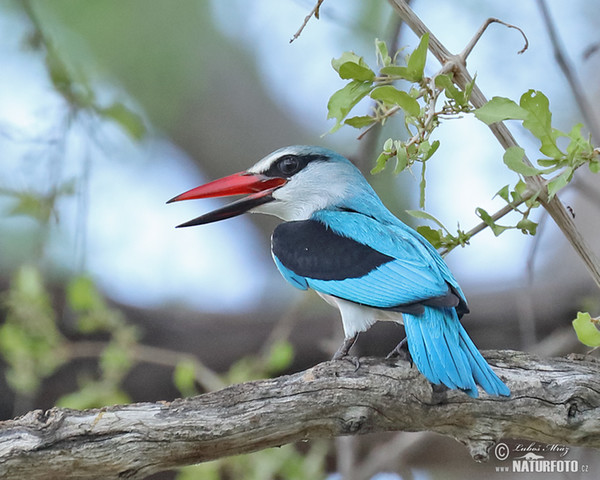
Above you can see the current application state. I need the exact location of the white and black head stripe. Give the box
[262,153,329,178]
[248,146,332,178]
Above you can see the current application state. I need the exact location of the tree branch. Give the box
[388,0,600,290]
[1,351,599,479]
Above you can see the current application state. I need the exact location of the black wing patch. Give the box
[272,220,393,281]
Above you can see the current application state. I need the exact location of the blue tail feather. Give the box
[404,307,510,397]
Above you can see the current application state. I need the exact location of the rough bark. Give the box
[0,351,599,479]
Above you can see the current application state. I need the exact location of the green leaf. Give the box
[475,208,511,236]
[420,140,440,162]
[519,90,563,158]
[435,74,461,102]
[327,81,373,133]
[331,52,366,73]
[338,62,375,82]
[546,167,573,199]
[516,218,537,235]
[416,225,443,249]
[514,179,529,198]
[406,33,429,82]
[394,149,409,173]
[503,146,544,176]
[375,39,391,66]
[344,115,376,128]
[474,96,528,124]
[495,185,510,202]
[572,312,600,347]
[370,86,420,116]
[379,65,412,79]
[406,209,448,232]
[371,151,393,174]
[98,103,146,140]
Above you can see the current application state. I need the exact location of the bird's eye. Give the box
[277,155,301,176]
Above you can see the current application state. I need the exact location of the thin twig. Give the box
[536,0,600,145]
[388,0,600,291]
[460,18,529,60]
[290,0,325,43]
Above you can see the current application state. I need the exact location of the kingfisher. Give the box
[168,145,510,398]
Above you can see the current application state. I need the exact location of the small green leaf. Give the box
[546,168,573,199]
[572,311,600,347]
[475,208,511,236]
[420,140,440,162]
[371,151,393,174]
[344,115,376,128]
[495,185,510,202]
[332,52,366,73]
[474,97,528,124]
[416,225,443,248]
[375,39,391,66]
[406,209,448,232]
[514,179,529,198]
[435,74,461,102]
[379,65,412,79]
[519,90,563,158]
[327,81,373,133]
[503,146,544,176]
[394,149,408,173]
[516,218,537,235]
[370,86,420,117]
[338,62,375,82]
[406,33,429,82]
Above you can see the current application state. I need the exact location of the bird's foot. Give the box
[386,337,413,364]
[332,334,360,371]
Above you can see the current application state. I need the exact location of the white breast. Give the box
[316,292,403,339]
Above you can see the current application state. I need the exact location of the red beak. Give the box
[167,172,286,227]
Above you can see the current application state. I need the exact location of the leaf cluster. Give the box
[327,35,476,219]
[326,39,598,255]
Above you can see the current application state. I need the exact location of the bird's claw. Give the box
[337,355,360,371]
[332,334,360,370]
[386,337,413,364]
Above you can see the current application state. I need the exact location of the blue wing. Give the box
[271,210,466,313]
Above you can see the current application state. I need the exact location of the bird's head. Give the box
[168,145,376,227]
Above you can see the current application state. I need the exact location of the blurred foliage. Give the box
[27,0,220,130]
[0,265,66,395]
[176,440,329,480]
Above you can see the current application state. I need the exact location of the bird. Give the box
[167,145,510,398]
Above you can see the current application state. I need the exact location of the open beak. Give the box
[167,171,287,227]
